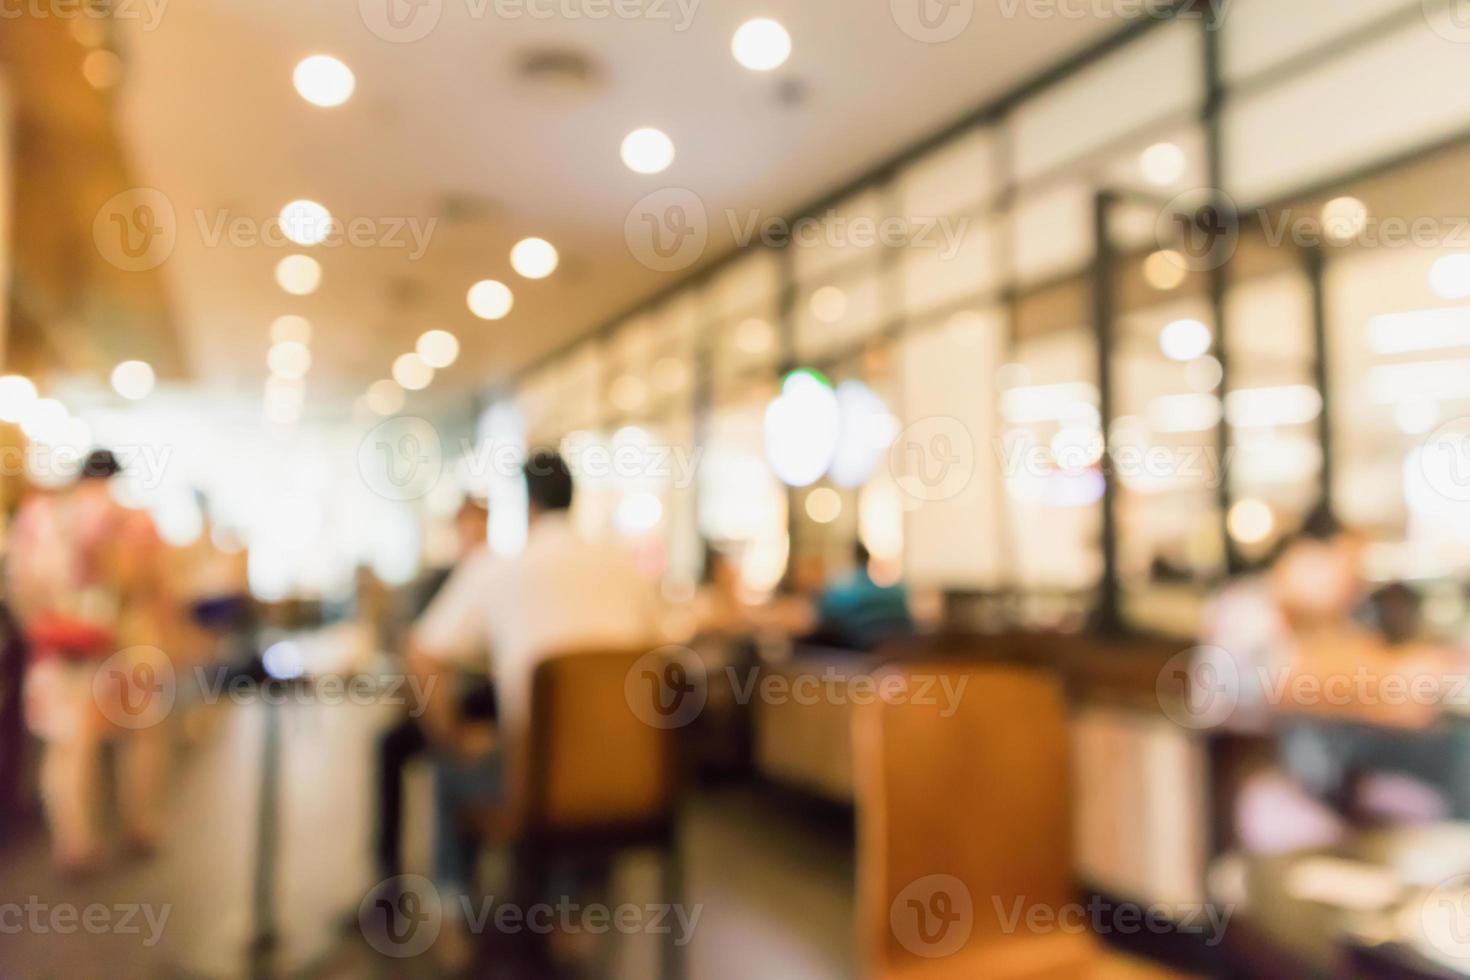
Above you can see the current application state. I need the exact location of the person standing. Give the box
[7,450,173,872]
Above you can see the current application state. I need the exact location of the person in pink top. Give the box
[7,449,173,873]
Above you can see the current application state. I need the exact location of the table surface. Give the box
[1233,827,1470,980]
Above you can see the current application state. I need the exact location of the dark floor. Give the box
[0,697,854,980]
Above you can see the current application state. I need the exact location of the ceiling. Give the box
[113,0,1124,400]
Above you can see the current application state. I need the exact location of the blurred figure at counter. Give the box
[805,542,913,652]
[1201,505,1470,853]
[5,450,174,873]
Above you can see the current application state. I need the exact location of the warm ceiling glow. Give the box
[275,254,322,295]
[1139,142,1186,187]
[1159,319,1212,362]
[82,49,123,89]
[1321,196,1368,244]
[609,375,648,412]
[467,280,514,320]
[293,55,355,108]
[1228,499,1275,545]
[111,360,156,400]
[270,314,312,346]
[267,341,312,380]
[1143,250,1188,290]
[1429,254,1470,300]
[652,357,688,393]
[510,238,559,279]
[0,375,36,423]
[279,199,332,247]
[392,352,434,391]
[416,329,460,369]
[810,286,848,324]
[732,18,792,71]
[805,487,842,524]
[366,379,405,416]
[621,128,675,175]
[735,318,774,354]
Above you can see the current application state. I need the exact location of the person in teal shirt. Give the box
[809,542,913,652]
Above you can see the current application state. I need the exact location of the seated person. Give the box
[407,452,660,967]
[805,542,913,653]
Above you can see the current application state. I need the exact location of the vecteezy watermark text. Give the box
[357,0,699,44]
[0,899,171,947]
[0,0,168,30]
[625,648,970,730]
[358,874,701,958]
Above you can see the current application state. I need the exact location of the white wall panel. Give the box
[895,126,998,219]
[898,311,1005,588]
[1222,0,1419,84]
[1011,21,1200,182]
[1225,20,1470,203]
[1014,180,1094,285]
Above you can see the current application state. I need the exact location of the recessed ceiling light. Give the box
[275,254,322,295]
[82,49,123,89]
[393,352,434,391]
[270,314,312,346]
[1139,142,1186,187]
[467,280,514,320]
[1159,319,1212,361]
[1429,254,1470,300]
[366,379,405,416]
[111,360,155,400]
[267,341,312,380]
[735,318,774,354]
[1228,499,1274,545]
[621,128,675,175]
[293,55,355,108]
[279,199,332,247]
[417,329,460,369]
[1321,196,1368,244]
[810,286,848,323]
[732,18,791,72]
[510,237,559,279]
[1143,250,1188,290]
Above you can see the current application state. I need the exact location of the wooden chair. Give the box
[854,660,1192,980]
[507,648,689,977]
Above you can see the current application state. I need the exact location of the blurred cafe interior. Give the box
[10,0,1470,978]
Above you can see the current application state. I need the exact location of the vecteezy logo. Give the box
[889,416,975,503]
[1154,188,1239,273]
[1414,873,1470,967]
[1421,417,1470,503]
[359,874,443,958]
[359,0,442,42]
[625,188,709,273]
[357,416,443,502]
[1157,646,1239,730]
[93,188,177,272]
[1425,0,1470,43]
[890,875,973,959]
[890,0,973,43]
[625,646,707,729]
[93,646,176,730]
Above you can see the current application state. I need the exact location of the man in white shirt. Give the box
[408,450,660,912]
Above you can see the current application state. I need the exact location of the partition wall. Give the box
[487,0,1470,638]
